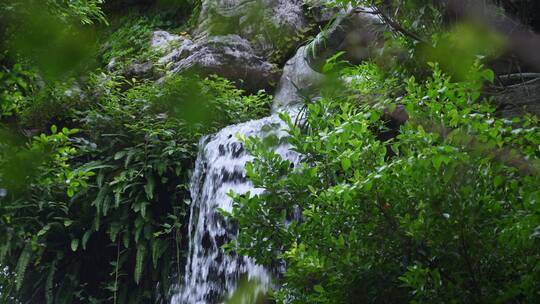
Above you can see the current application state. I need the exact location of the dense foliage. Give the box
[0,1,271,302]
[226,2,540,301]
[1,0,540,303]
[231,61,540,302]
[0,71,271,303]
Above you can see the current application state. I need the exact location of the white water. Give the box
[171,108,301,303]
[170,30,316,302]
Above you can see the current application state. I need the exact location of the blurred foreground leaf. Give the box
[420,22,506,80]
[225,278,267,304]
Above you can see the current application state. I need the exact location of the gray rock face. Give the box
[157,34,280,91]
[151,3,386,98]
[305,7,386,71]
[272,46,323,112]
[194,0,308,57]
[492,78,540,117]
[126,61,155,78]
[151,30,185,52]
[272,7,386,111]
[152,0,309,91]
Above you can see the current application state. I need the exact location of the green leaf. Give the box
[15,244,32,291]
[114,151,127,160]
[45,259,57,304]
[144,176,155,200]
[481,69,495,83]
[123,231,130,249]
[71,239,79,252]
[341,158,351,171]
[432,155,449,170]
[494,175,504,187]
[82,231,92,250]
[314,284,325,293]
[134,245,146,284]
[37,224,51,237]
[151,239,167,269]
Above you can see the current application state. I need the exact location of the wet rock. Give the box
[194,0,308,57]
[151,30,184,51]
[158,34,280,91]
[272,46,323,111]
[152,3,387,102]
[272,7,386,111]
[106,57,117,72]
[125,61,155,78]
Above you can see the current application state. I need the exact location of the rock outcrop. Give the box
[150,0,312,92]
[151,3,386,98]
[194,0,308,57]
[156,33,280,91]
[272,7,387,111]
[272,46,323,112]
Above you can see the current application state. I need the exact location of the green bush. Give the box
[0,64,36,120]
[230,62,540,303]
[100,11,194,72]
[0,72,271,303]
[100,16,166,69]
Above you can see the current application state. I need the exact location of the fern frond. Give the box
[15,244,32,292]
[305,15,338,61]
[134,245,146,285]
[45,258,57,304]
[0,235,10,264]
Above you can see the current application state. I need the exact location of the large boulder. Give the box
[272,46,323,112]
[148,0,310,91]
[194,0,308,57]
[151,4,386,95]
[272,7,387,111]
[305,7,386,71]
[151,30,185,51]
[155,33,280,91]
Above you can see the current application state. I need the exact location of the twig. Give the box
[497,73,540,86]
[358,5,426,43]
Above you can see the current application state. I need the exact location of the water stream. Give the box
[171,109,301,303]
[171,42,316,304]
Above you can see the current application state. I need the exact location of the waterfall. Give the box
[170,32,320,303]
[171,108,301,303]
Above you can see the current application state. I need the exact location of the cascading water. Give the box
[170,36,322,304]
[171,108,301,303]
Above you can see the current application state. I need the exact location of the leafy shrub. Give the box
[1,0,106,26]
[48,0,107,25]
[230,62,540,303]
[0,64,36,119]
[151,74,272,127]
[0,72,271,303]
[0,126,91,303]
[100,15,174,70]
[0,67,92,132]
[19,79,92,130]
